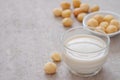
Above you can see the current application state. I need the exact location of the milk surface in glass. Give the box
[63,34,108,75]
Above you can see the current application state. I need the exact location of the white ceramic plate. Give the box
[83,11,120,37]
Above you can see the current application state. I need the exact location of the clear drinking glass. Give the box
[61,27,110,77]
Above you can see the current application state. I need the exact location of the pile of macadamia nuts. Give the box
[87,14,120,34]
[53,0,100,27]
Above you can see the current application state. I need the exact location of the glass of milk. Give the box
[61,27,110,77]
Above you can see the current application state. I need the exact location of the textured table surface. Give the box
[0,0,120,80]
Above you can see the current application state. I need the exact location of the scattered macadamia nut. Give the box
[87,18,99,27]
[93,14,104,23]
[106,25,118,33]
[80,3,89,13]
[44,62,57,74]
[61,1,71,10]
[77,13,87,22]
[73,0,81,8]
[62,18,73,27]
[53,8,62,17]
[99,22,109,29]
[103,15,114,22]
[51,53,61,62]
[110,19,120,27]
[62,9,71,18]
[89,5,100,12]
[73,8,83,17]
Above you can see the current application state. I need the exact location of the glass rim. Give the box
[61,27,110,53]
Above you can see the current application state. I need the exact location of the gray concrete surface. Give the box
[0,0,120,80]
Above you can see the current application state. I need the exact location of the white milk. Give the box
[63,34,108,74]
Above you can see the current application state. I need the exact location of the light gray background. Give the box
[0,0,120,80]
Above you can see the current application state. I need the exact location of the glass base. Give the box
[69,67,102,77]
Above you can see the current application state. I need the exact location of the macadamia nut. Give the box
[95,26,106,33]
[103,15,114,22]
[99,22,109,29]
[53,8,62,17]
[80,3,89,13]
[89,5,100,12]
[73,8,82,17]
[96,26,104,31]
[87,18,99,27]
[44,62,57,74]
[51,53,61,62]
[73,0,81,8]
[94,14,104,23]
[61,1,71,10]
[110,19,120,27]
[118,26,120,29]
[62,9,71,18]
[62,18,73,27]
[77,13,86,22]
[106,25,118,33]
